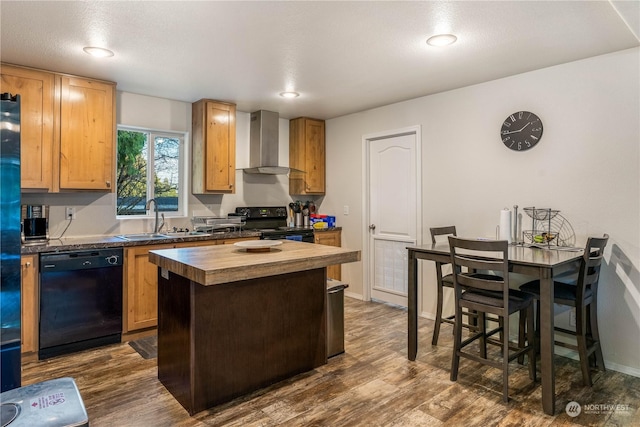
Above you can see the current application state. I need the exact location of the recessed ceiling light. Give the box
[83,46,114,57]
[426,34,457,47]
[279,91,300,98]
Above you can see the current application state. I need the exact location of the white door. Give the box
[364,127,421,307]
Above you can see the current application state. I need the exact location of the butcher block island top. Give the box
[148,239,361,415]
[148,239,361,286]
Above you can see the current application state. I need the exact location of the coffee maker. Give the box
[21,205,49,243]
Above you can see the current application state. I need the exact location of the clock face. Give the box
[500,111,543,151]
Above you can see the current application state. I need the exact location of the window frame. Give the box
[115,125,188,220]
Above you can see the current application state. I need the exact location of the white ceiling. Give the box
[1,1,638,120]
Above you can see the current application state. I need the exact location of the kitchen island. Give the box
[148,240,360,415]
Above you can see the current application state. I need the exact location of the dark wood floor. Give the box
[22,298,639,426]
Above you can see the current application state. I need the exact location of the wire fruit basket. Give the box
[523,207,561,246]
[523,230,558,244]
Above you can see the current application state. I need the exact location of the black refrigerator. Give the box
[0,93,21,392]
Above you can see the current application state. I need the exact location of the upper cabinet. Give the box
[289,117,325,195]
[1,65,55,191]
[59,76,115,191]
[192,99,236,194]
[0,64,116,192]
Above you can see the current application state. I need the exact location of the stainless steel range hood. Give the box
[243,110,289,175]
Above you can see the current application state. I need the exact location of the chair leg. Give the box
[502,314,509,403]
[518,311,526,365]
[589,300,606,373]
[479,312,487,359]
[432,283,445,345]
[534,300,541,355]
[575,304,593,387]
[526,305,537,381]
[450,304,462,381]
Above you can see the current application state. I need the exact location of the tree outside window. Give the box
[116,127,185,217]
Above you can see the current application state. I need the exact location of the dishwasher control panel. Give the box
[40,248,123,271]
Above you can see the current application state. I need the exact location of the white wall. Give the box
[325,48,640,375]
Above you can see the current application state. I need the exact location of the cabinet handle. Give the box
[106,181,111,188]
[229,184,233,189]
[24,262,31,268]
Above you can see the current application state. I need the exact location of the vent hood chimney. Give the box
[243,110,289,175]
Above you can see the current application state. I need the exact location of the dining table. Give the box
[407,241,584,416]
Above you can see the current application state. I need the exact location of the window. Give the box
[116,126,186,217]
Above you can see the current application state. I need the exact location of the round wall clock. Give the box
[500,111,543,151]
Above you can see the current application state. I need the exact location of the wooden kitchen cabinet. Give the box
[124,244,173,332]
[21,255,38,354]
[0,63,116,192]
[59,75,115,190]
[1,65,55,191]
[124,238,256,333]
[192,99,236,194]
[289,117,325,195]
[314,229,341,280]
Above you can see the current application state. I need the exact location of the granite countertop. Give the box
[20,231,262,254]
[148,239,360,286]
[20,227,342,255]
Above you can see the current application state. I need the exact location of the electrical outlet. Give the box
[570,308,576,327]
[343,205,350,215]
[65,207,76,219]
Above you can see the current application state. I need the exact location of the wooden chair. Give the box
[430,226,503,346]
[519,234,608,387]
[448,237,536,403]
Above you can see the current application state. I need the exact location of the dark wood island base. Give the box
[157,267,327,415]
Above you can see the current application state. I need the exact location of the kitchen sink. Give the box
[115,233,170,241]
[116,231,213,241]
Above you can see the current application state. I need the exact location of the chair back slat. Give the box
[430,226,456,244]
[577,234,608,299]
[449,236,510,308]
[457,273,505,293]
[453,255,504,272]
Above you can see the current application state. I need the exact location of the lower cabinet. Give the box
[21,255,38,354]
[124,238,257,333]
[314,230,342,280]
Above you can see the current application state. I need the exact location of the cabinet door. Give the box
[289,117,325,195]
[21,255,38,354]
[304,119,325,194]
[125,245,172,332]
[192,100,236,194]
[1,65,54,191]
[59,76,115,190]
[314,230,341,280]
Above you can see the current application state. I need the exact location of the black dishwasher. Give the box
[39,248,123,359]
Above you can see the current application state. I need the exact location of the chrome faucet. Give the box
[146,198,159,233]
[158,213,165,233]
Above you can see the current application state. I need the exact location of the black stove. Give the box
[234,207,315,242]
